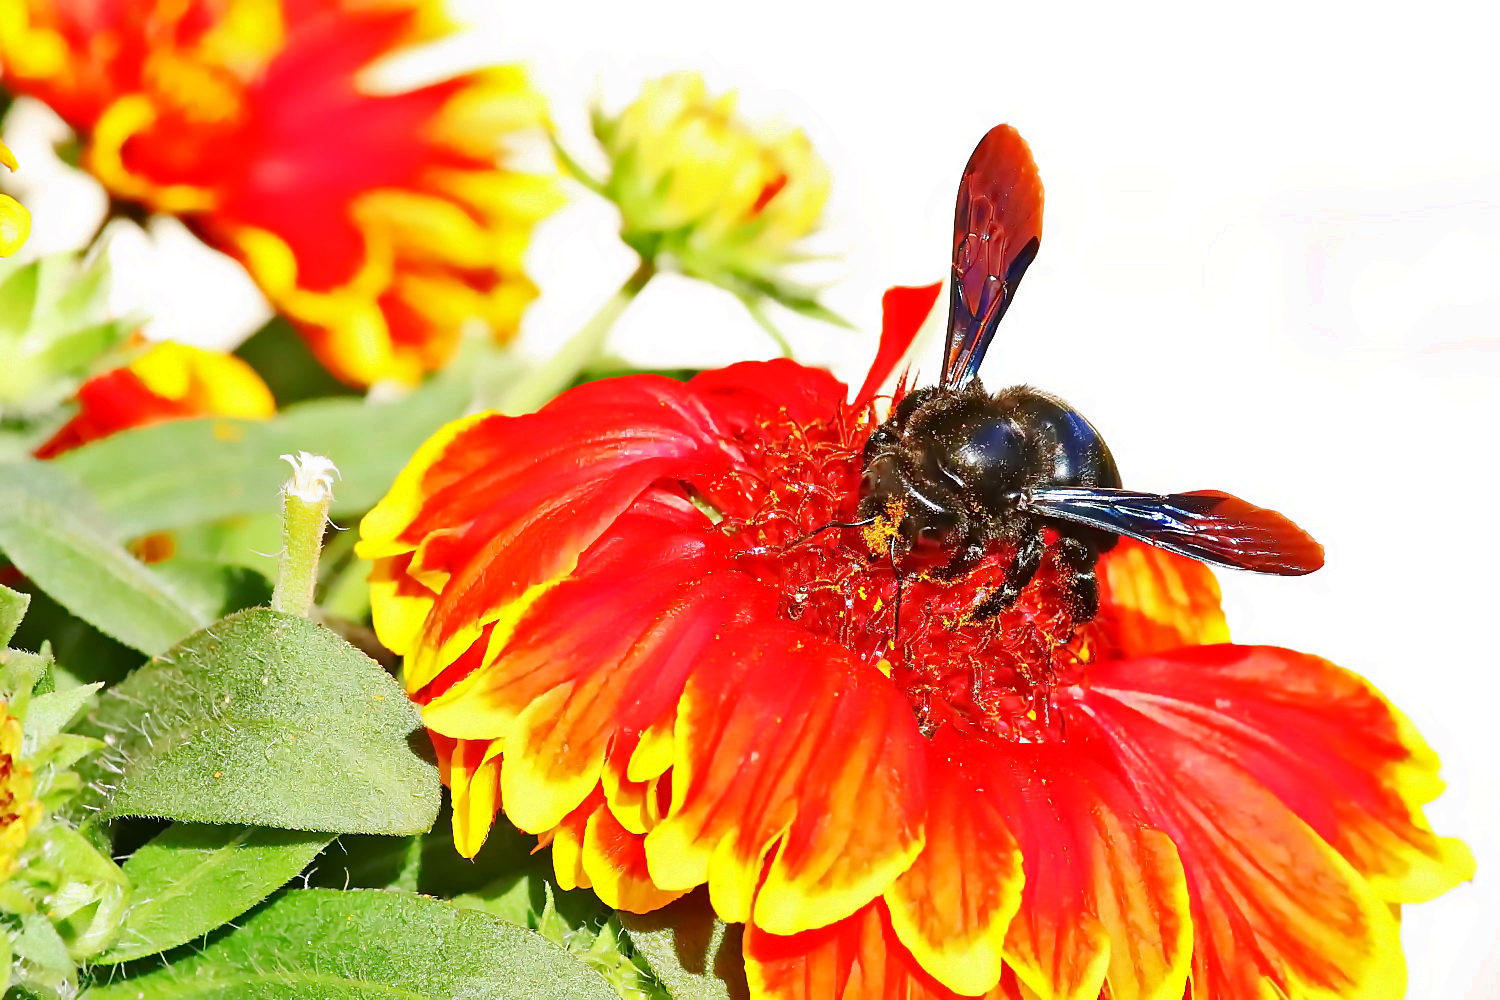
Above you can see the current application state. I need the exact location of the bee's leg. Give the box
[1053,530,1106,624]
[970,523,1046,620]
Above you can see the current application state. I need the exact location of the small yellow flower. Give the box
[596,72,830,292]
[0,140,31,258]
[0,704,42,882]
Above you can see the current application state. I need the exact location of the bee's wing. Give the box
[1022,487,1324,574]
[942,124,1044,389]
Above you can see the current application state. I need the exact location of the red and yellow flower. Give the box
[358,285,1473,999]
[34,338,274,458]
[0,0,560,386]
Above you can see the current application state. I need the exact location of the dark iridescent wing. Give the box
[942,124,1044,388]
[1022,488,1324,575]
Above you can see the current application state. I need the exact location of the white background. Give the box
[12,0,1498,995]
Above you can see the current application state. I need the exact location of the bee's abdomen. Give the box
[1004,387,1121,490]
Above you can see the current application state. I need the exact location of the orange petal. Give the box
[1073,650,1422,1000]
[1082,645,1474,906]
[582,803,688,913]
[645,621,927,934]
[446,738,503,858]
[747,900,1023,1000]
[995,742,1190,1000]
[359,378,738,686]
[1092,537,1228,657]
[421,493,770,835]
[883,729,1024,997]
[854,283,944,407]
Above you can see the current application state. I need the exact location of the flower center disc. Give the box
[708,407,1092,741]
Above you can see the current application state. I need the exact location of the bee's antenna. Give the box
[782,516,877,552]
[888,534,904,657]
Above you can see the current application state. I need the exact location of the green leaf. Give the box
[86,889,621,1000]
[71,608,439,835]
[149,561,273,622]
[0,463,208,654]
[6,586,145,687]
[21,683,102,755]
[98,823,332,964]
[0,583,27,647]
[620,893,748,1000]
[53,368,472,537]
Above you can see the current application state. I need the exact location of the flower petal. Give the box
[1092,537,1228,657]
[693,358,848,431]
[421,491,767,838]
[883,729,1024,997]
[747,901,1023,1000]
[996,743,1190,1000]
[1072,648,1422,1000]
[582,802,688,913]
[645,621,927,935]
[855,283,944,407]
[358,377,738,688]
[1081,644,1474,905]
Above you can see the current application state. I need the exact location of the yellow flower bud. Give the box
[597,73,830,290]
[0,140,30,258]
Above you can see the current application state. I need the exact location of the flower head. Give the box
[359,286,1472,1000]
[0,0,561,386]
[0,141,31,257]
[594,72,830,297]
[0,703,41,882]
[34,338,274,458]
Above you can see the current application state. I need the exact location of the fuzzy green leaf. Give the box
[87,889,620,1000]
[98,824,332,964]
[71,609,439,835]
[0,464,208,654]
[20,683,101,755]
[620,893,748,1000]
[0,584,26,648]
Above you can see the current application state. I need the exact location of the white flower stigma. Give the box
[279,451,340,503]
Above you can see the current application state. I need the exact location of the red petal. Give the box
[1082,645,1474,906]
[883,729,1023,996]
[421,491,769,839]
[581,802,688,913]
[359,376,738,687]
[1091,537,1228,658]
[1069,648,1436,999]
[854,283,943,407]
[994,742,1190,1000]
[693,358,848,431]
[645,621,927,934]
[747,901,1022,1000]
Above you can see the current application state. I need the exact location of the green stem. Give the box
[270,454,336,618]
[497,259,654,415]
[740,296,794,358]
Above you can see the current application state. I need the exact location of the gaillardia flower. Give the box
[34,339,274,458]
[0,0,560,386]
[0,140,30,257]
[593,72,830,303]
[359,287,1472,999]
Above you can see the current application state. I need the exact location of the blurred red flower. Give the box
[0,0,560,386]
[34,338,273,458]
[358,284,1472,999]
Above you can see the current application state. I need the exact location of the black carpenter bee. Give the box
[856,124,1324,623]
